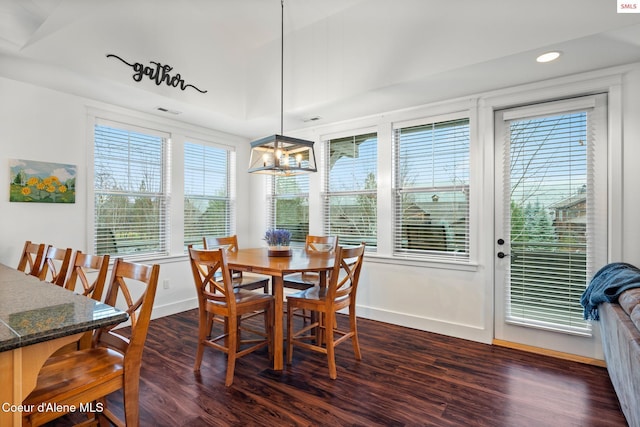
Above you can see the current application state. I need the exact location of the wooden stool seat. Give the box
[23,347,123,408]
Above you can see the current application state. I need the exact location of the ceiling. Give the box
[1,0,640,139]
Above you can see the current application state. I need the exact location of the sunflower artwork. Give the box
[9,159,76,203]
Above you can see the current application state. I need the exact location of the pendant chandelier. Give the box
[248,0,317,176]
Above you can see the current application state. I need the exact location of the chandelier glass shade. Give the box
[248,134,317,175]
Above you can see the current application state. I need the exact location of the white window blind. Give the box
[393,118,470,261]
[502,96,605,334]
[267,174,309,245]
[94,122,170,258]
[184,141,235,250]
[323,132,377,249]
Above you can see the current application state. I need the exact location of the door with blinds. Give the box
[494,95,607,357]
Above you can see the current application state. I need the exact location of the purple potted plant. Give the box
[264,228,292,256]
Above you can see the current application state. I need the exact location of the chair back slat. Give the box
[203,235,239,253]
[328,244,366,302]
[189,246,235,310]
[305,235,338,253]
[17,240,45,277]
[64,251,110,301]
[95,258,160,361]
[38,246,72,286]
[203,235,255,283]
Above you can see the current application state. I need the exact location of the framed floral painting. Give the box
[9,159,76,203]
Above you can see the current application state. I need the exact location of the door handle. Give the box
[497,252,509,259]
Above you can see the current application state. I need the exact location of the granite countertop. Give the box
[0,263,128,352]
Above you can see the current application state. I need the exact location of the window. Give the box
[93,121,169,258]
[267,174,309,244]
[184,141,235,250]
[323,132,377,249]
[393,117,470,261]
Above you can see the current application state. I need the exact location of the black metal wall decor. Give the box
[106,54,207,94]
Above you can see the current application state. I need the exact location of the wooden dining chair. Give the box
[64,251,110,300]
[22,258,160,427]
[38,245,72,286]
[203,235,270,293]
[189,246,274,387]
[16,240,45,277]
[284,235,338,290]
[61,251,110,351]
[284,235,338,323]
[286,243,365,379]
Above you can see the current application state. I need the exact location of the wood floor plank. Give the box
[46,308,627,426]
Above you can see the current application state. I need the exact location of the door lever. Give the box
[497,252,509,259]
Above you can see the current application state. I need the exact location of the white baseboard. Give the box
[356,304,493,344]
[150,297,198,320]
[146,299,493,346]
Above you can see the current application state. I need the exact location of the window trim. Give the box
[183,139,236,252]
[392,110,473,263]
[92,118,171,260]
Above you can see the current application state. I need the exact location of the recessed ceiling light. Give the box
[536,51,562,63]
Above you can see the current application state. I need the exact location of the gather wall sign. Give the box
[106,53,207,94]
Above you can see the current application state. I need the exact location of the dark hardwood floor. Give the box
[48,309,626,426]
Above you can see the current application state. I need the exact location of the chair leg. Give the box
[236,315,242,351]
[206,311,214,339]
[225,316,238,387]
[350,306,362,360]
[123,370,141,427]
[286,304,294,365]
[194,311,210,371]
[264,305,274,359]
[325,311,337,380]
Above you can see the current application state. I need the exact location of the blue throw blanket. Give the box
[581,262,640,320]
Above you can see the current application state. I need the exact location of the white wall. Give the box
[0,76,251,319]
[273,63,640,351]
[2,63,640,357]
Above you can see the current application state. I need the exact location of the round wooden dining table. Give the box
[224,247,334,370]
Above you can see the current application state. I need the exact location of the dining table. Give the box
[225,247,334,370]
[0,263,128,426]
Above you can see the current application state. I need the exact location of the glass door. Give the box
[494,95,607,357]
